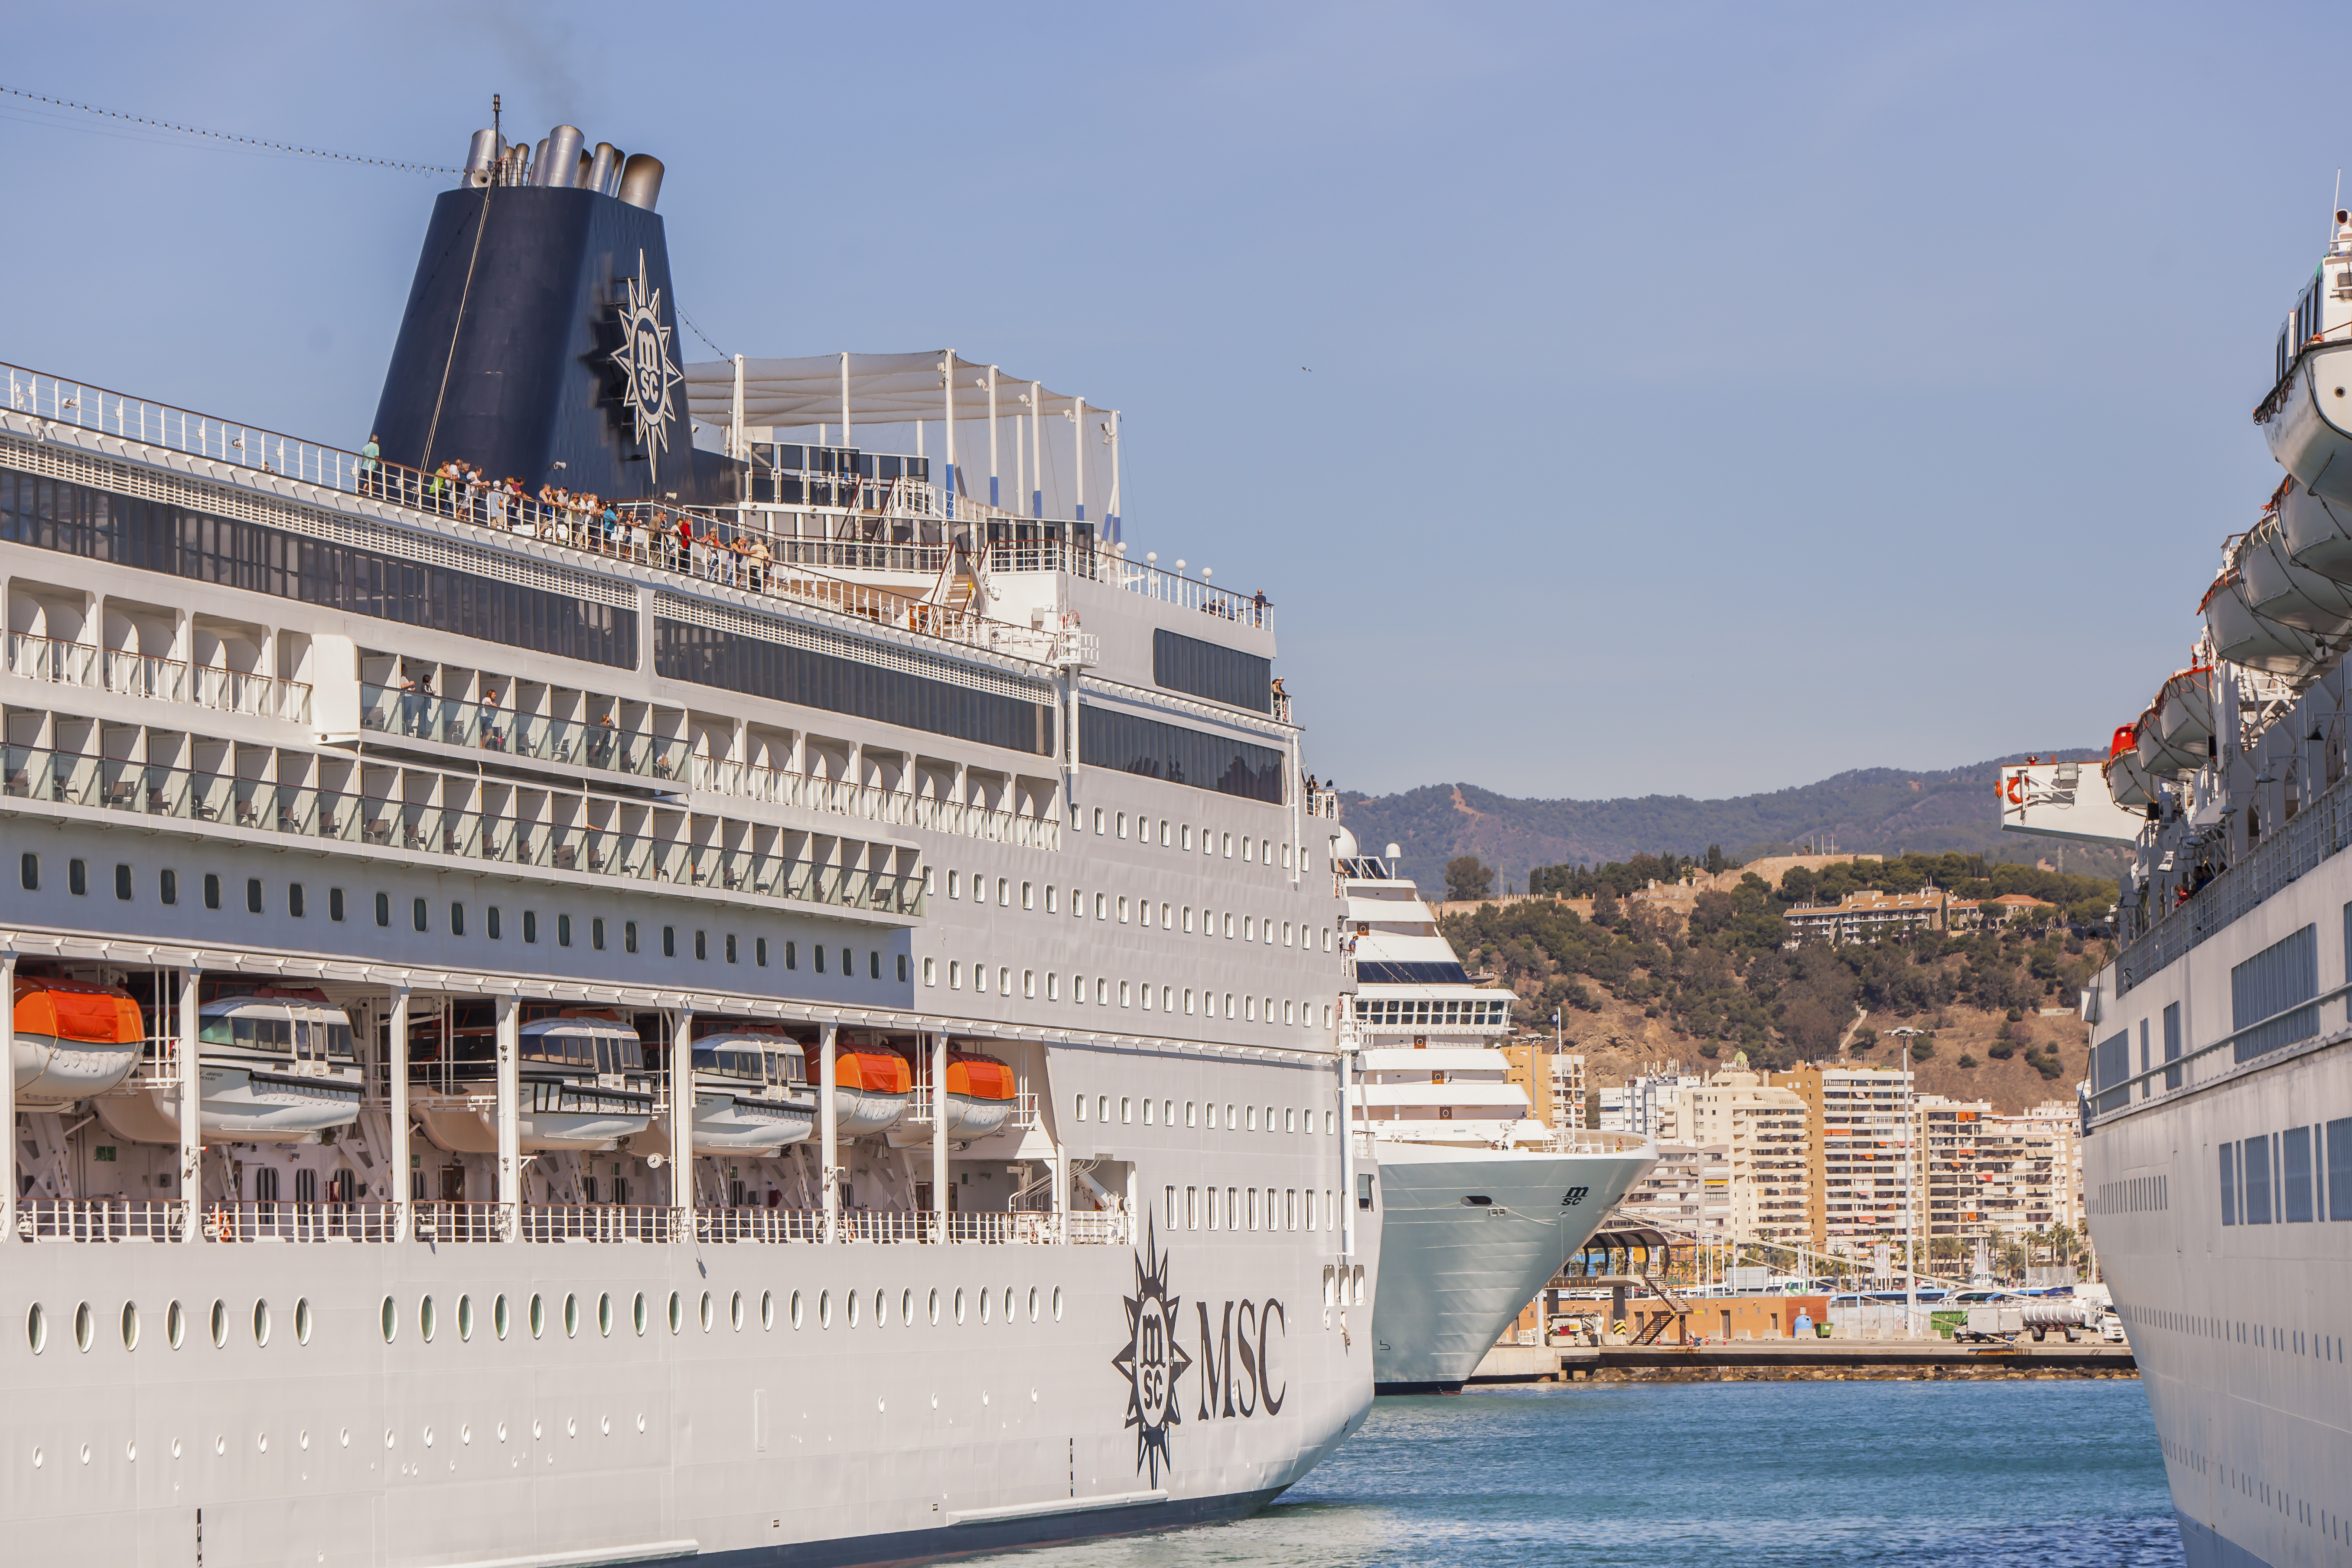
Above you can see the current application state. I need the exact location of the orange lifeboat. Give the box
[828,1040,912,1134]
[940,1050,1019,1140]
[12,976,144,1110]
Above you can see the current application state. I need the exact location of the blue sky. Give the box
[4,3,2342,800]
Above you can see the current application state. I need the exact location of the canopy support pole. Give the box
[1106,408,1121,545]
[671,1006,696,1237]
[177,966,202,1242]
[941,350,958,528]
[986,366,1000,512]
[839,352,851,450]
[0,952,14,1245]
[819,1022,839,1244]
[1073,398,1087,524]
[1030,382,1042,519]
[931,1031,949,1243]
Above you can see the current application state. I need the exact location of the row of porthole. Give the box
[26,1411,648,1473]
[27,1297,307,1354]
[375,1282,1068,1344]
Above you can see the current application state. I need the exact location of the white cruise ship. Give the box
[1332,838,1652,1392]
[2003,206,2352,1568]
[0,117,1384,1566]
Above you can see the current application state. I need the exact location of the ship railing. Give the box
[901,1088,1040,1134]
[4,632,313,726]
[0,743,928,920]
[1302,789,1340,820]
[203,1201,401,1243]
[3,362,364,491]
[518,1204,676,1244]
[1063,1211,1129,1245]
[834,1209,933,1244]
[409,1201,506,1243]
[2085,973,2352,1128]
[696,1206,824,1244]
[17,1199,189,1243]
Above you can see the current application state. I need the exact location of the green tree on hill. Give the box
[1444,855,1495,902]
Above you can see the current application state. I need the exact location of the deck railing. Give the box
[17,1199,189,1242]
[204,1201,401,1243]
[5,632,313,725]
[0,742,927,920]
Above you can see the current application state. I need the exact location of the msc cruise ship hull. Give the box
[1368,1140,1649,1393]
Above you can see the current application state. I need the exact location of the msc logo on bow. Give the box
[610,249,682,481]
[1113,1226,1190,1485]
[1561,1186,1590,1206]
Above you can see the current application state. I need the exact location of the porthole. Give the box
[251,1300,270,1347]
[668,1291,682,1335]
[422,1426,433,1448]
[1003,1287,1015,1322]
[120,1301,140,1351]
[418,1295,435,1344]
[167,1300,186,1349]
[761,1291,775,1330]
[819,1291,832,1329]
[210,1300,228,1349]
[530,1294,545,1339]
[1028,1288,1039,1323]
[956,1288,968,1325]
[564,1294,579,1338]
[1052,1287,1063,1322]
[380,1296,397,1343]
[900,1288,913,1326]
[26,1303,46,1354]
[457,1295,474,1342]
[494,1295,510,1340]
[74,1302,93,1353]
[632,1293,647,1337]
[873,1288,886,1326]
[847,1291,861,1329]
[790,1291,804,1329]
[597,1294,612,1337]
[294,1298,313,1346]
[928,1288,941,1325]
[730,1291,744,1332]
[699,1291,713,1333]
[980,1289,991,1325]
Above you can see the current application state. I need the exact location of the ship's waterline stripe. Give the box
[432,1542,697,1568]
[947,1488,1169,1526]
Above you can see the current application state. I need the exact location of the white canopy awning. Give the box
[681,352,1093,435]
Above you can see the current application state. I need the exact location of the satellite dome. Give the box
[1332,825,1360,858]
[1384,842,1402,859]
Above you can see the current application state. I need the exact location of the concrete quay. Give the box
[1464,1340,2137,1385]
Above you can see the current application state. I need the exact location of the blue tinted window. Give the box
[2244,1136,2274,1225]
[2284,1127,2315,1223]
[2220,1141,2237,1226]
[1080,703,1284,804]
[1153,628,1271,713]
[2232,926,2319,1063]
[2327,1118,2352,1221]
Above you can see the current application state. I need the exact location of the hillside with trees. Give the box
[1439,852,2117,1107]
[1340,750,2119,896]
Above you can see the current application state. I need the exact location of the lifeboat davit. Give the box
[827,1040,912,1135]
[94,987,360,1145]
[656,1027,817,1154]
[2240,517,2352,637]
[2278,477,2352,584]
[12,977,143,1112]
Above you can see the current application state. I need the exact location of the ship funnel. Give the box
[462,129,500,185]
[618,153,665,212]
[541,125,586,188]
[586,142,619,196]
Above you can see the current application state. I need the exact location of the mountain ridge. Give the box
[1335,749,2118,894]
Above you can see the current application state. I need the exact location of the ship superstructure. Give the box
[0,117,1381,1566]
[1331,837,1651,1392]
[2013,207,2352,1568]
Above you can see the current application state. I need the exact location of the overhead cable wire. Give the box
[0,82,457,175]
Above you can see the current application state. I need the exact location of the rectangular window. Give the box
[755,936,766,966]
[949,961,961,990]
[948,870,959,900]
[2284,1126,2315,1222]
[1045,885,1058,913]
[1118,896,1129,924]
[2090,1029,2130,1114]
[625,917,638,951]
[2243,1136,2274,1224]
[1096,892,1106,921]
[594,917,607,951]
[2329,1117,2352,1221]
[1022,881,1033,910]
[2163,1002,2182,1091]
[487,906,502,939]
[1117,812,1127,839]
[783,939,794,968]
[1165,1186,1176,1227]
[726,933,738,963]
[872,951,882,980]
[163,868,180,906]
[0,472,635,665]
[1075,1093,1088,1122]
[1095,978,1108,1005]
[1023,970,1036,999]
[558,913,573,947]
[523,910,538,943]
[2232,925,2319,1063]
[450,901,464,936]
[1152,627,1273,712]
[694,930,707,960]
[18,853,36,891]
[1122,1097,1133,1125]
[1077,703,1285,803]
[841,947,852,976]
[1045,971,1058,1000]
[898,954,909,982]
[1186,1187,1198,1229]
[653,617,1054,754]
[114,863,133,901]
[1119,980,1131,1007]
[1248,1189,1259,1231]
[924,956,938,986]
[247,877,264,913]
[664,925,676,958]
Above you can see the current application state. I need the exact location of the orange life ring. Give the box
[209,1207,230,1242]
[2005,775,2026,806]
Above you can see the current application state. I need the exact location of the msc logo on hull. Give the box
[1113,1228,1289,1485]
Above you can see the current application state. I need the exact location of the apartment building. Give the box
[1776,1064,1915,1258]
[1964,1099,2080,1235]
[1684,1058,1810,1244]
[1548,1051,1589,1130]
[1616,1143,1732,1240]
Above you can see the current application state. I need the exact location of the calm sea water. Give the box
[972,1379,2183,1568]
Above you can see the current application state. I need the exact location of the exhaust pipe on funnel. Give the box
[529,138,551,185]
[542,125,586,188]
[618,153,665,212]
[463,129,500,186]
[586,142,619,196]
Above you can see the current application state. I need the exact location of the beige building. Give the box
[1915,1094,1992,1243]
[1616,1143,1731,1240]
[1684,1059,1810,1244]
[1782,888,1953,945]
[1968,1100,2080,1236]
[1776,1064,1915,1258]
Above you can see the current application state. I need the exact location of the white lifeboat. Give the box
[2255,212,2352,503]
[11,976,144,1112]
[637,1026,816,1154]
[413,1008,656,1154]
[2133,704,2202,779]
[2103,726,2158,808]
[94,987,360,1145]
[2240,517,2352,637]
[2203,549,2330,680]
[2152,666,2215,759]
[2278,477,2352,584]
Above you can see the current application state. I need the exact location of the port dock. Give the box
[1466,1340,2137,1384]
